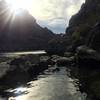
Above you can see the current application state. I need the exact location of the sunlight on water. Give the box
[7,87,27,94]
[6,68,87,100]
[0,50,46,57]
[15,87,26,93]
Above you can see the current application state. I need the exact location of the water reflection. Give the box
[3,67,87,100]
[0,50,46,57]
[6,87,28,95]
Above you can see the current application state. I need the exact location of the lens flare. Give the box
[6,0,32,9]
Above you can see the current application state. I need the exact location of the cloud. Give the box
[30,0,85,33]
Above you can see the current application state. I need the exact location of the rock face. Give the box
[65,1,100,99]
[87,22,100,52]
[65,0,100,52]
[0,1,55,52]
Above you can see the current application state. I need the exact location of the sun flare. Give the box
[4,0,85,33]
[5,0,43,17]
[5,0,33,14]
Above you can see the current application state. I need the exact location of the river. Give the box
[0,50,46,57]
[0,51,87,100]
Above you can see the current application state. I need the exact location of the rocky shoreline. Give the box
[0,49,100,100]
[0,54,73,96]
[69,46,100,100]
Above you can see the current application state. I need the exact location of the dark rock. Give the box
[0,55,49,90]
[65,0,100,51]
[40,56,55,65]
[56,57,74,66]
[27,63,48,77]
[76,45,100,69]
[52,67,60,72]
[74,45,100,99]
[9,58,26,66]
[87,22,100,52]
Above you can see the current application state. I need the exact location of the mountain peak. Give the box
[0,1,55,52]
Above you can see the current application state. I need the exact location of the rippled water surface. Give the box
[0,51,87,100]
[0,67,87,100]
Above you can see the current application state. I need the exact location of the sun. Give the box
[5,0,48,19]
[5,0,32,13]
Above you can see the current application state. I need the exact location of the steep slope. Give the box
[65,1,100,99]
[65,0,100,52]
[0,0,55,52]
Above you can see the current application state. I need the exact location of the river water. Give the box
[0,50,46,57]
[0,52,87,100]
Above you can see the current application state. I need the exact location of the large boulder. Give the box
[76,45,100,68]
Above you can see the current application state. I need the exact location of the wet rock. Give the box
[78,68,100,100]
[90,81,100,99]
[64,52,74,57]
[52,67,60,72]
[0,62,10,78]
[0,55,49,90]
[40,56,55,65]
[75,45,100,99]
[0,66,30,88]
[27,63,48,77]
[10,54,40,66]
[56,57,74,66]
[76,45,100,68]
[40,56,50,62]
[9,58,26,66]
[0,61,49,90]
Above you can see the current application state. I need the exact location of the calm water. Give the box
[0,50,46,57]
[0,67,87,100]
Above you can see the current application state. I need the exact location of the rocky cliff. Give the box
[65,0,100,52]
[0,0,55,52]
[65,1,100,99]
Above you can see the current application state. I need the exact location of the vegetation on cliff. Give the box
[65,0,100,52]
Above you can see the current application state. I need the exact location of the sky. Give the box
[5,0,85,34]
[29,0,85,33]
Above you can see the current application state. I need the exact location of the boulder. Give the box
[56,57,74,66]
[76,45,100,68]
